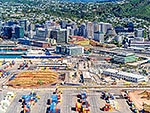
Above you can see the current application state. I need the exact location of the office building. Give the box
[127,22,134,32]
[0,21,2,33]
[3,26,13,39]
[94,31,104,43]
[60,20,67,29]
[103,69,146,82]
[99,22,113,34]
[79,23,87,38]
[67,26,72,38]
[86,22,94,39]
[93,22,100,32]
[50,29,67,43]
[56,44,84,56]
[14,26,24,38]
[33,28,47,41]
[19,20,27,31]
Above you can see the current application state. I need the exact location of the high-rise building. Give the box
[86,22,94,39]
[67,26,73,40]
[127,22,134,32]
[79,23,87,38]
[93,22,100,32]
[99,22,113,34]
[60,20,67,29]
[50,29,67,43]
[19,20,27,31]
[3,26,13,39]
[0,21,2,33]
[33,28,47,41]
[94,31,104,43]
[14,26,24,38]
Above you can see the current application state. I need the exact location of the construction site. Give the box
[125,90,150,113]
[6,70,61,88]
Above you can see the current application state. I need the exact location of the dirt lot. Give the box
[7,70,59,88]
[128,90,150,110]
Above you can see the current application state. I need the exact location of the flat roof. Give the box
[104,69,144,79]
[117,52,134,56]
[104,69,118,73]
[118,71,144,79]
[83,72,91,79]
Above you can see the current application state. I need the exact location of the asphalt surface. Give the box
[4,89,133,113]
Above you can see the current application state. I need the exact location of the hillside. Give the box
[111,0,150,20]
[0,0,150,21]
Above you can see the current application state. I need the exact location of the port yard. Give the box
[0,46,150,113]
[0,88,134,113]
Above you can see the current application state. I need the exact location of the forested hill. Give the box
[111,0,150,20]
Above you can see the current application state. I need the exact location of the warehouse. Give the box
[111,52,136,64]
[103,69,146,82]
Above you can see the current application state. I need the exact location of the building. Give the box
[135,28,145,38]
[66,45,84,56]
[3,26,12,39]
[7,20,17,26]
[0,21,3,32]
[19,20,27,31]
[114,35,124,44]
[99,22,113,34]
[82,72,92,83]
[50,29,67,43]
[127,22,134,32]
[18,38,31,45]
[14,26,24,38]
[31,40,50,48]
[33,28,47,41]
[60,20,67,29]
[78,23,87,38]
[56,44,84,56]
[93,22,100,32]
[86,22,94,39]
[94,31,104,43]
[111,52,136,64]
[115,26,126,34]
[67,26,73,39]
[103,69,146,82]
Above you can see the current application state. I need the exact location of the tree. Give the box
[37,79,43,85]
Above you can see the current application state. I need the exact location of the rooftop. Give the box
[117,52,134,57]
[104,69,144,79]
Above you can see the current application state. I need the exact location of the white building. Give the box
[99,22,113,34]
[103,69,146,82]
[86,22,94,39]
[135,28,145,38]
